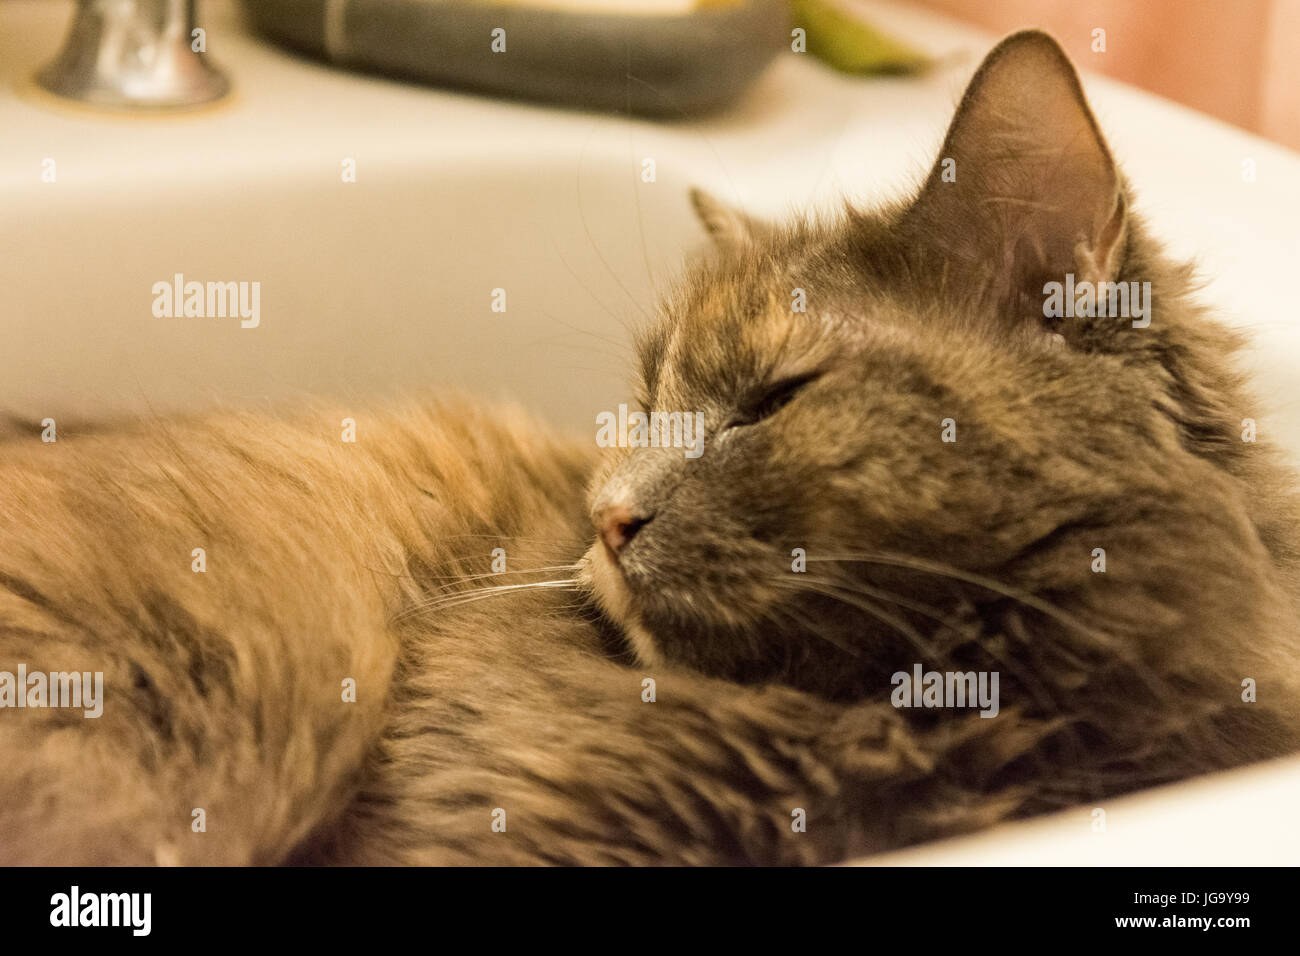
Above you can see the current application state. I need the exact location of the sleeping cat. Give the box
[2,31,1297,866]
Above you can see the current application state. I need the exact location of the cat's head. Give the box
[580,31,1265,697]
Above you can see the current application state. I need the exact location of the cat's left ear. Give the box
[907,30,1127,311]
[690,187,764,249]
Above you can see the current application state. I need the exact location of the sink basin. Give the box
[1,2,708,432]
[3,0,1299,864]
[4,0,1299,447]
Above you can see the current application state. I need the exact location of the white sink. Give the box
[3,0,1299,444]
[3,0,1299,864]
[0,0,696,430]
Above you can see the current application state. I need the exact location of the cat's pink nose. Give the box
[594,504,649,557]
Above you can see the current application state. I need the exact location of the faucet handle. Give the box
[37,0,230,111]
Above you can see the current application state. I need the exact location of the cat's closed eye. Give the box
[727,373,819,429]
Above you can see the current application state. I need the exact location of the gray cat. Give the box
[2,32,1296,866]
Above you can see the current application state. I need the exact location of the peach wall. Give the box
[910,0,1300,151]
[1262,0,1300,150]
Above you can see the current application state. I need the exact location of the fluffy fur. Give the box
[2,32,1297,866]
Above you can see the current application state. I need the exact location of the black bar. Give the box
[0,866,1285,943]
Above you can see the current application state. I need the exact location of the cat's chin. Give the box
[580,543,663,667]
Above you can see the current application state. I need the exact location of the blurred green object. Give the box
[791,0,929,74]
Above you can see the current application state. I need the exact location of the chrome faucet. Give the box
[37,0,229,110]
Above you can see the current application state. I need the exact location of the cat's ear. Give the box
[908,30,1127,308]
[690,187,763,249]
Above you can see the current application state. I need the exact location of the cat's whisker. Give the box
[439,532,592,547]
[397,580,580,620]
[763,600,855,663]
[770,578,925,660]
[425,564,583,591]
[784,568,1090,771]
[536,308,636,356]
[814,569,1084,731]
[805,572,979,648]
[573,121,657,327]
[366,560,585,586]
[392,578,580,624]
[816,584,936,660]
[805,550,1170,701]
[805,552,1105,646]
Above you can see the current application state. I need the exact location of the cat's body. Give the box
[0,398,955,865]
[3,32,1299,865]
